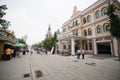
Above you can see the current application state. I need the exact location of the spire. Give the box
[48,24,51,31]
[46,24,52,38]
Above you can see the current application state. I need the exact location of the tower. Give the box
[46,24,52,38]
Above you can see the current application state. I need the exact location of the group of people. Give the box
[4,47,28,61]
[76,49,85,59]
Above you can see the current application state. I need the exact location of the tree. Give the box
[43,37,53,50]
[18,38,26,44]
[52,32,57,54]
[0,5,10,29]
[107,2,120,61]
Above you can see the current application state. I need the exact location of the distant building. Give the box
[46,24,52,38]
[57,0,120,56]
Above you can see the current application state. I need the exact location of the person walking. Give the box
[11,48,14,57]
[76,49,81,59]
[45,50,48,55]
[5,48,11,60]
[30,49,33,55]
[82,49,85,59]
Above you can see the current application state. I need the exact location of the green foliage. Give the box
[107,3,120,38]
[18,38,26,44]
[37,42,43,48]
[0,4,10,29]
[43,37,54,50]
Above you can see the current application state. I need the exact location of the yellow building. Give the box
[58,0,120,56]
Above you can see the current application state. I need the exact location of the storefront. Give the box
[0,34,16,60]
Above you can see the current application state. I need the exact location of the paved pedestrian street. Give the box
[0,52,120,80]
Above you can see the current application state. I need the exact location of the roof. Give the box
[0,34,16,43]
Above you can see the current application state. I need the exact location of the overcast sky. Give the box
[1,0,120,45]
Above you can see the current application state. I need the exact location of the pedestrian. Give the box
[11,48,14,57]
[5,48,11,60]
[76,49,81,59]
[82,49,85,59]
[45,50,48,55]
[23,48,26,55]
[30,49,33,55]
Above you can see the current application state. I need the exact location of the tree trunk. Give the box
[117,38,120,61]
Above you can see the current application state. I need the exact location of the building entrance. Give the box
[97,42,111,54]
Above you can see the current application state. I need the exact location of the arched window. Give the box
[84,29,87,36]
[72,22,74,27]
[83,18,86,24]
[87,15,91,22]
[88,28,92,35]
[101,7,107,16]
[95,10,100,19]
[97,25,102,33]
[75,20,78,26]
[103,23,109,32]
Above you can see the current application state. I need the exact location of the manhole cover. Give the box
[24,73,30,78]
[85,63,96,66]
[35,70,43,78]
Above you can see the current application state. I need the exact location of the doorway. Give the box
[97,42,111,54]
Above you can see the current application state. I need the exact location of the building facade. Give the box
[0,28,16,59]
[58,0,120,56]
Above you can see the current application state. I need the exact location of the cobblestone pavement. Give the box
[0,53,31,80]
[0,52,120,80]
[30,52,120,80]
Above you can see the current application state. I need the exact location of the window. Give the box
[87,15,91,22]
[89,42,92,50]
[102,7,107,16]
[88,28,92,35]
[103,23,109,32]
[84,29,87,36]
[83,18,86,24]
[63,45,66,49]
[63,28,66,32]
[72,22,75,27]
[95,10,100,19]
[75,20,78,26]
[97,25,102,33]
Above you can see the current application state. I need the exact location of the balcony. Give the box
[70,24,80,31]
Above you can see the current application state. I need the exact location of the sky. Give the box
[1,0,120,45]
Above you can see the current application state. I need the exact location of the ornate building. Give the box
[58,0,120,56]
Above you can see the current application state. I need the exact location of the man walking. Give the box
[5,48,11,60]
[76,49,81,59]
[82,49,85,59]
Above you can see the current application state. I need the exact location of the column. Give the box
[58,40,63,54]
[113,38,118,56]
[110,42,113,56]
[71,38,75,55]
[80,40,82,53]
[66,41,68,50]
[93,39,97,55]
[91,11,94,23]
[88,40,90,50]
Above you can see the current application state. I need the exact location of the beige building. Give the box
[58,0,120,56]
